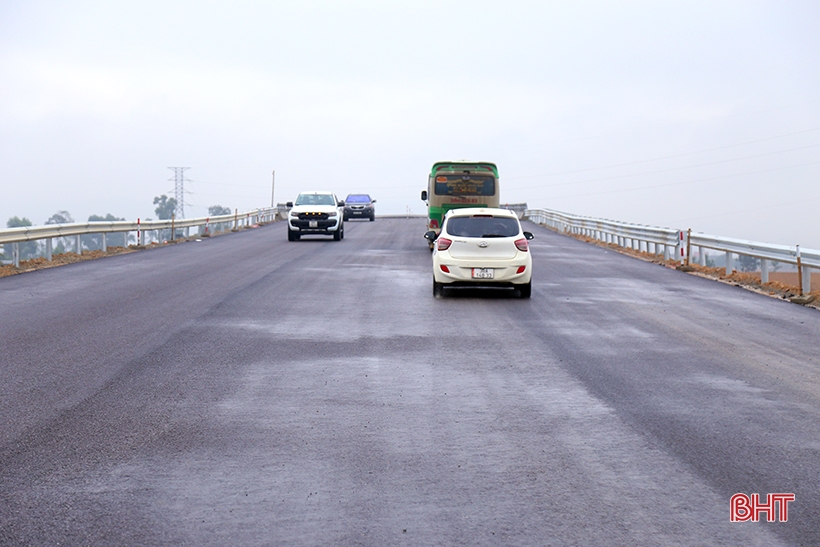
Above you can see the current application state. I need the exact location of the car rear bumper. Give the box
[432,259,532,285]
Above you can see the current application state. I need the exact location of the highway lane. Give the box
[1,217,818,546]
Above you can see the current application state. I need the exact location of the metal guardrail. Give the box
[1,207,280,267]
[525,208,682,257]
[525,207,819,295]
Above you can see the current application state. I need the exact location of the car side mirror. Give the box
[338,201,345,206]
[421,190,428,201]
[371,199,377,203]
[523,231,534,240]
[286,201,293,208]
[423,230,437,242]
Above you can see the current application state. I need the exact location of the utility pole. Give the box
[271,170,275,208]
[168,167,191,219]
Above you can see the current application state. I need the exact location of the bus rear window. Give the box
[434,175,495,196]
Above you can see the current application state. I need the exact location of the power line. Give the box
[510,143,820,191]
[536,159,820,201]
[507,127,820,181]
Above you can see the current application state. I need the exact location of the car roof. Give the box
[298,191,334,195]
[445,207,518,219]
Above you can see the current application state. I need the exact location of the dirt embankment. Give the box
[0,229,236,278]
[570,232,820,310]
[0,246,136,277]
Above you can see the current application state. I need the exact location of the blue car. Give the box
[343,194,376,221]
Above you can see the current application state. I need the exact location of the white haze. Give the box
[1,1,818,248]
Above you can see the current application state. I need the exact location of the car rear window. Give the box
[445,216,520,238]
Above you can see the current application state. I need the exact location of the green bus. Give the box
[421,160,500,243]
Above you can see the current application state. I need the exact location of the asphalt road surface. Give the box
[1,218,819,546]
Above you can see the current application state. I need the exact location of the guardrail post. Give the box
[725,251,733,275]
[699,246,706,266]
[795,246,808,296]
[102,233,107,252]
[76,234,82,256]
[46,238,53,261]
[761,259,769,283]
[13,242,20,267]
[802,266,812,295]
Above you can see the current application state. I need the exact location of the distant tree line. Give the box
[3,197,232,262]
[3,211,132,261]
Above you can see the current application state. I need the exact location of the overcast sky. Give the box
[2,1,819,248]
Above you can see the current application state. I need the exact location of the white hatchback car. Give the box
[424,208,534,298]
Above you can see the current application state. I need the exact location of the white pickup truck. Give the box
[286,191,345,241]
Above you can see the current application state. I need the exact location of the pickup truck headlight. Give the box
[289,210,298,217]
[327,211,337,217]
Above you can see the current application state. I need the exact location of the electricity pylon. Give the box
[168,167,191,219]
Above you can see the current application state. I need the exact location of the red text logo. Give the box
[731,493,794,522]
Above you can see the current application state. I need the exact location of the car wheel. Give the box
[287,230,299,241]
[333,227,342,241]
[369,214,375,221]
[518,281,532,299]
[433,280,444,298]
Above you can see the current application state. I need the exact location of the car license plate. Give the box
[472,268,494,279]
[309,220,318,228]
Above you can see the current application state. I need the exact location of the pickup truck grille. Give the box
[297,212,329,220]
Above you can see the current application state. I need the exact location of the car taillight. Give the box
[437,237,452,251]
[515,238,529,252]
[440,265,450,273]
[430,219,439,229]
[516,265,526,274]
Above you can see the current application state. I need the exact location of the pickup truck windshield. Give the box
[295,194,336,206]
